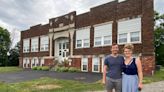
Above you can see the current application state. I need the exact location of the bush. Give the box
[68,67,80,72]
[37,66,42,70]
[32,66,49,71]
[53,66,80,72]
[58,67,69,72]
[41,66,49,71]
[32,66,37,70]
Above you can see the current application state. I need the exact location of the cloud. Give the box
[0,20,20,48]
[154,0,164,14]
[0,0,163,47]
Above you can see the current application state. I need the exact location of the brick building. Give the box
[20,0,155,75]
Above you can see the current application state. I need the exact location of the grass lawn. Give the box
[0,77,104,92]
[143,67,164,84]
[0,67,164,92]
[0,67,23,73]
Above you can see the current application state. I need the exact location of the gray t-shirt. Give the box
[104,55,124,79]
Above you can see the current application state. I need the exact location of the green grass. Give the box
[0,67,23,73]
[143,67,164,84]
[0,77,104,92]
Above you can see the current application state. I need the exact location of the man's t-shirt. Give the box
[104,55,124,79]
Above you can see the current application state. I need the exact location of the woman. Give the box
[122,44,143,92]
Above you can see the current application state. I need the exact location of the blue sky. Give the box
[0,0,163,47]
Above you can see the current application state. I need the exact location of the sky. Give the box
[0,0,163,48]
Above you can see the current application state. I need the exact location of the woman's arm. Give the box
[136,57,143,88]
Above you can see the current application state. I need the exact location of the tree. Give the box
[0,27,11,66]
[8,42,20,66]
[154,11,164,66]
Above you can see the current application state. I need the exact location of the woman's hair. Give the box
[123,43,134,51]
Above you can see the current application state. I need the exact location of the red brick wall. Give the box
[73,0,146,55]
[49,11,76,29]
[88,57,92,72]
[71,58,81,69]
[44,58,54,66]
[142,55,155,76]
[20,24,49,58]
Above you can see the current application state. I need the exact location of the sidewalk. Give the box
[91,81,164,92]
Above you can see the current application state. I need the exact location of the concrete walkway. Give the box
[92,81,164,92]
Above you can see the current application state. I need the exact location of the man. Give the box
[102,43,124,92]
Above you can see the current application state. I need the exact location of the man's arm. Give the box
[102,65,107,84]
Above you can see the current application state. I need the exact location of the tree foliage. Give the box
[8,42,20,66]
[0,27,11,66]
[154,11,164,66]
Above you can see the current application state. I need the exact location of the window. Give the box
[130,31,140,42]
[118,33,127,44]
[95,37,102,46]
[31,37,38,52]
[92,57,100,72]
[94,22,112,47]
[31,57,38,68]
[104,36,112,45]
[83,39,89,47]
[81,57,88,72]
[23,58,29,68]
[118,17,141,44]
[76,40,82,48]
[40,36,49,51]
[23,39,30,53]
[118,0,126,2]
[40,58,44,66]
[76,28,90,48]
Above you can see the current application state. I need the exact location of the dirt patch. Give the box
[74,77,86,80]
[36,84,62,90]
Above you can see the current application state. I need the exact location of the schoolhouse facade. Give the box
[20,0,155,75]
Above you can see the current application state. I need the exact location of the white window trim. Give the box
[92,56,100,72]
[31,37,39,52]
[94,22,113,47]
[23,39,30,53]
[76,39,83,48]
[118,0,126,3]
[81,57,88,72]
[31,57,38,68]
[118,31,142,45]
[94,36,112,47]
[40,58,45,66]
[130,31,142,44]
[117,17,142,45]
[118,33,128,45]
[40,35,49,51]
[76,27,90,49]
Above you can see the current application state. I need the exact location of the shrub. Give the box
[54,66,60,71]
[54,67,80,72]
[58,67,69,72]
[41,66,49,71]
[32,66,37,70]
[37,66,42,70]
[68,67,80,72]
